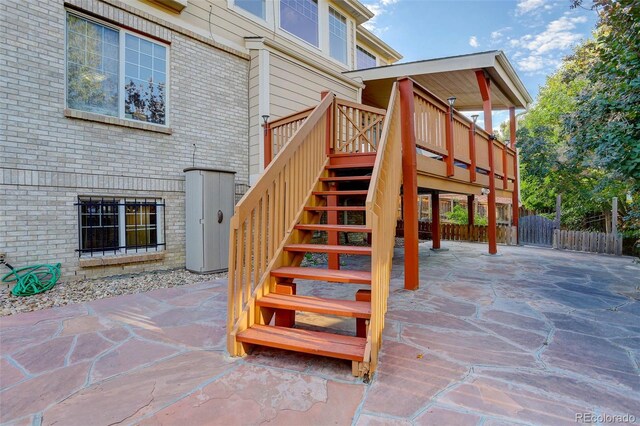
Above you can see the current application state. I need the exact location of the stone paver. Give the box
[1,243,639,425]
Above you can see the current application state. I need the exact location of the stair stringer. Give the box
[229,160,330,355]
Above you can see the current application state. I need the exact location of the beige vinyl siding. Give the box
[248,50,261,172]
[269,52,358,119]
[124,0,354,74]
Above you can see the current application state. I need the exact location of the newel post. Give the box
[263,121,272,169]
[399,78,419,290]
[321,90,340,268]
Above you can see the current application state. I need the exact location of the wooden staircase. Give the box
[227,89,402,379]
[236,153,375,374]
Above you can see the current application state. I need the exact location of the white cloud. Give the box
[509,13,588,75]
[363,0,400,35]
[516,0,548,16]
[490,27,512,42]
[469,36,479,48]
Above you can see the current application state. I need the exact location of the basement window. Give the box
[66,12,169,126]
[76,197,166,257]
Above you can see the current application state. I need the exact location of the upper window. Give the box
[235,0,266,19]
[329,8,347,64]
[356,46,377,69]
[280,0,318,47]
[66,13,168,126]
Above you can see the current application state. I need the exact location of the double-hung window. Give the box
[329,8,347,64]
[235,0,266,19]
[66,12,168,125]
[77,197,166,256]
[280,0,318,47]
[356,46,377,69]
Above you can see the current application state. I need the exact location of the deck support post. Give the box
[399,78,419,290]
[510,107,519,243]
[468,194,475,228]
[445,106,455,177]
[476,70,497,254]
[431,192,441,249]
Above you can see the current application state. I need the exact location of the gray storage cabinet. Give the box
[184,168,236,273]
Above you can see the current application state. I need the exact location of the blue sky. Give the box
[362,0,598,127]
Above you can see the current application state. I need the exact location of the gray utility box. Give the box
[184,168,236,273]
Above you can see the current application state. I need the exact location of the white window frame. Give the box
[78,197,165,257]
[65,10,171,128]
[328,6,348,65]
[278,0,321,50]
[356,45,377,69]
[229,0,273,26]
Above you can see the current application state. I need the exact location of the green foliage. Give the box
[445,205,468,224]
[517,1,639,236]
[444,205,489,226]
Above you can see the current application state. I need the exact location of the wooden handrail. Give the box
[364,82,402,376]
[265,107,315,167]
[228,93,335,356]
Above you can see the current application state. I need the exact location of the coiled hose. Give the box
[1,263,62,297]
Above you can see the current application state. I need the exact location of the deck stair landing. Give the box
[236,152,375,372]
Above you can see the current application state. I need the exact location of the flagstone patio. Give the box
[1,242,639,426]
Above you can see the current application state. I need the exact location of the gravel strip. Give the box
[0,269,227,316]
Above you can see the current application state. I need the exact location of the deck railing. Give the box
[227,94,334,355]
[265,99,386,166]
[412,81,517,192]
[364,82,402,376]
[333,99,385,154]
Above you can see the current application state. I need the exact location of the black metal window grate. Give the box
[76,197,166,257]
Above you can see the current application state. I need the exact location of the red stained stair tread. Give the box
[236,325,366,361]
[256,293,371,318]
[285,244,371,255]
[271,267,371,284]
[294,224,371,233]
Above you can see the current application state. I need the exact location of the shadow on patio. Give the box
[1,242,639,425]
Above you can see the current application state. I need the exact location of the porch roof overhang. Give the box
[344,50,533,111]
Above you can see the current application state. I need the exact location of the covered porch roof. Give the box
[345,50,533,111]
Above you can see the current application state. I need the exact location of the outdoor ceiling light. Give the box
[447,97,456,107]
[471,114,479,124]
[481,187,490,195]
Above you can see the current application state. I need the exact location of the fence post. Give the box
[555,194,561,228]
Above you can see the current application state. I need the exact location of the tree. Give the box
[516,1,639,236]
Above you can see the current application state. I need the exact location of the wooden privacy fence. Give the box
[519,215,556,247]
[553,230,623,255]
[365,82,402,376]
[441,223,517,245]
[395,221,516,245]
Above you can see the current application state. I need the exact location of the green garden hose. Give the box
[1,263,62,297]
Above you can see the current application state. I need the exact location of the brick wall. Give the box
[0,0,249,279]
